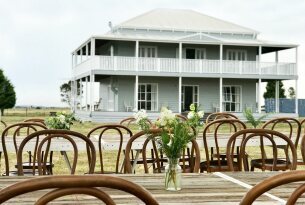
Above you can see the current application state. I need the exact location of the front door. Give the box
[182,85,199,111]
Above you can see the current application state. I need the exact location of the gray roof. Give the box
[114,9,258,34]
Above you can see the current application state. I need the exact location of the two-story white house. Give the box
[71,9,298,122]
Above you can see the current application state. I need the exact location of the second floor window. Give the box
[226,49,247,61]
[139,46,157,58]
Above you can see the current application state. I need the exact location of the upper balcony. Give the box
[73,55,297,79]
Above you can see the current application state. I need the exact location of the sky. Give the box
[0,0,304,107]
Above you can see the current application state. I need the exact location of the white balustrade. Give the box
[73,55,296,77]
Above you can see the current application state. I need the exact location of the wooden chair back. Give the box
[24,118,46,126]
[16,129,96,175]
[0,175,159,205]
[262,117,301,147]
[1,122,47,176]
[240,170,305,205]
[124,129,200,174]
[226,129,297,171]
[205,112,238,124]
[202,119,246,172]
[120,117,153,128]
[87,124,132,174]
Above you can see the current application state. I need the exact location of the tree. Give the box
[263,80,286,99]
[60,81,72,106]
[0,69,16,115]
[288,87,296,99]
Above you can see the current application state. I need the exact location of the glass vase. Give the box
[165,158,182,191]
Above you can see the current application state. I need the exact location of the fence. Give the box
[265,98,305,117]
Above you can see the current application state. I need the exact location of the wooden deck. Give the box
[0,172,303,204]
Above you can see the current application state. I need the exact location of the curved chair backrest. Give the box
[24,118,46,126]
[1,122,47,176]
[87,124,133,173]
[120,117,153,128]
[1,120,7,128]
[202,119,247,172]
[0,175,159,205]
[301,118,305,138]
[240,170,305,205]
[205,112,238,124]
[124,129,200,174]
[262,117,301,147]
[227,129,297,171]
[17,129,96,175]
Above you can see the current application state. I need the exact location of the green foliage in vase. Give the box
[45,112,78,130]
[243,108,267,128]
[134,104,203,159]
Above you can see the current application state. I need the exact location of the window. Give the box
[139,46,157,58]
[226,49,247,61]
[223,85,242,112]
[185,48,206,59]
[138,83,158,111]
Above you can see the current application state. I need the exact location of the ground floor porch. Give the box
[71,74,299,122]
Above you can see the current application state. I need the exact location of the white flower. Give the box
[198,111,204,118]
[159,107,175,127]
[187,112,194,119]
[133,109,147,123]
[58,115,65,123]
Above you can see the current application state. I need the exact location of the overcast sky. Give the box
[0,0,304,107]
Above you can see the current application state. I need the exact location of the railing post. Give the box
[200,59,203,73]
[275,51,279,75]
[157,58,161,72]
[179,42,182,73]
[135,41,139,71]
[239,61,242,74]
[219,44,223,74]
[114,56,117,71]
[258,45,262,75]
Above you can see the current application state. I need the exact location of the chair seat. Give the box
[200,160,239,172]
[251,158,292,171]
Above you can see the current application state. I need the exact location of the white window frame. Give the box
[226,49,247,61]
[184,48,207,59]
[138,83,158,111]
[222,85,242,112]
[181,84,199,111]
[139,46,158,58]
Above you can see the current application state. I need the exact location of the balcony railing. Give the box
[73,55,297,77]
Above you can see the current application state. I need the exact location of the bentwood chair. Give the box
[0,175,159,205]
[23,118,46,126]
[0,120,7,128]
[200,119,247,172]
[0,120,7,163]
[16,129,96,175]
[1,122,49,176]
[120,117,153,128]
[124,129,201,174]
[261,117,302,167]
[240,171,305,205]
[87,124,133,174]
[226,129,297,172]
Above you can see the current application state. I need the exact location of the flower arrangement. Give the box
[134,104,204,190]
[45,112,77,130]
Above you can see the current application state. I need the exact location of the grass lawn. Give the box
[0,108,304,174]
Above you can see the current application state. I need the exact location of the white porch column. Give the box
[135,41,139,71]
[85,44,88,60]
[135,75,139,111]
[91,38,95,57]
[258,46,262,75]
[219,44,223,74]
[73,52,77,67]
[72,79,77,112]
[295,47,298,114]
[179,42,182,73]
[110,45,114,56]
[85,76,88,111]
[80,48,83,63]
[178,77,182,113]
[90,73,95,112]
[275,80,279,113]
[219,77,223,112]
[258,79,262,113]
[275,51,279,74]
[80,78,83,109]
